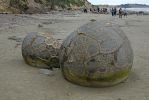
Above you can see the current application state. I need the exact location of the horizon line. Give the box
[89,3,149,6]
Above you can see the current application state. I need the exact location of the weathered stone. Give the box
[60,21,134,87]
[22,32,60,69]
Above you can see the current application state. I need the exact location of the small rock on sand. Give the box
[39,69,54,76]
[8,36,23,43]
[117,98,122,100]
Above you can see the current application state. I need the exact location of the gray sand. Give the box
[0,13,149,100]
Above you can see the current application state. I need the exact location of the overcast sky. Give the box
[88,0,149,5]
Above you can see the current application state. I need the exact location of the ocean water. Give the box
[126,8,149,12]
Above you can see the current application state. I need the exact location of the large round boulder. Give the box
[22,32,60,69]
[60,21,133,87]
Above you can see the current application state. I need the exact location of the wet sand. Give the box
[0,13,149,100]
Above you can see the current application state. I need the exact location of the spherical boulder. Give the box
[60,21,133,87]
[22,32,60,69]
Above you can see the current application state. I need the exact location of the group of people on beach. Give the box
[90,8,108,14]
[83,7,108,14]
[111,8,117,16]
[83,7,128,18]
[111,7,128,18]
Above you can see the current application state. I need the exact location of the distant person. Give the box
[114,7,117,16]
[97,7,100,13]
[84,8,88,13]
[123,8,128,17]
[104,8,108,14]
[119,8,123,18]
[137,11,144,16]
[94,9,96,12]
[90,8,92,12]
[111,8,114,16]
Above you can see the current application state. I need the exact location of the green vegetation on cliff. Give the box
[45,0,85,9]
[0,0,89,13]
[9,0,29,11]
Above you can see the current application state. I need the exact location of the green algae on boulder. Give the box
[60,21,134,87]
[22,32,60,69]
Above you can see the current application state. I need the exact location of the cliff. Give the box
[0,0,92,13]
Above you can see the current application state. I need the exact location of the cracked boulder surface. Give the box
[22,32,61,69]
[60,21,134,87]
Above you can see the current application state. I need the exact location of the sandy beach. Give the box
[0,13,149,100]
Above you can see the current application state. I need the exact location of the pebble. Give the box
[117,98,122,100]
[39,69,54,76]
[38,24,43,27]
[66,92,72,96]
[90,19,96,22]
[8,36,23,43]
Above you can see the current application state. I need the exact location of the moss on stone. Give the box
[23,55,60,69]
[62,66,130,87]
[24,56,49,68]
